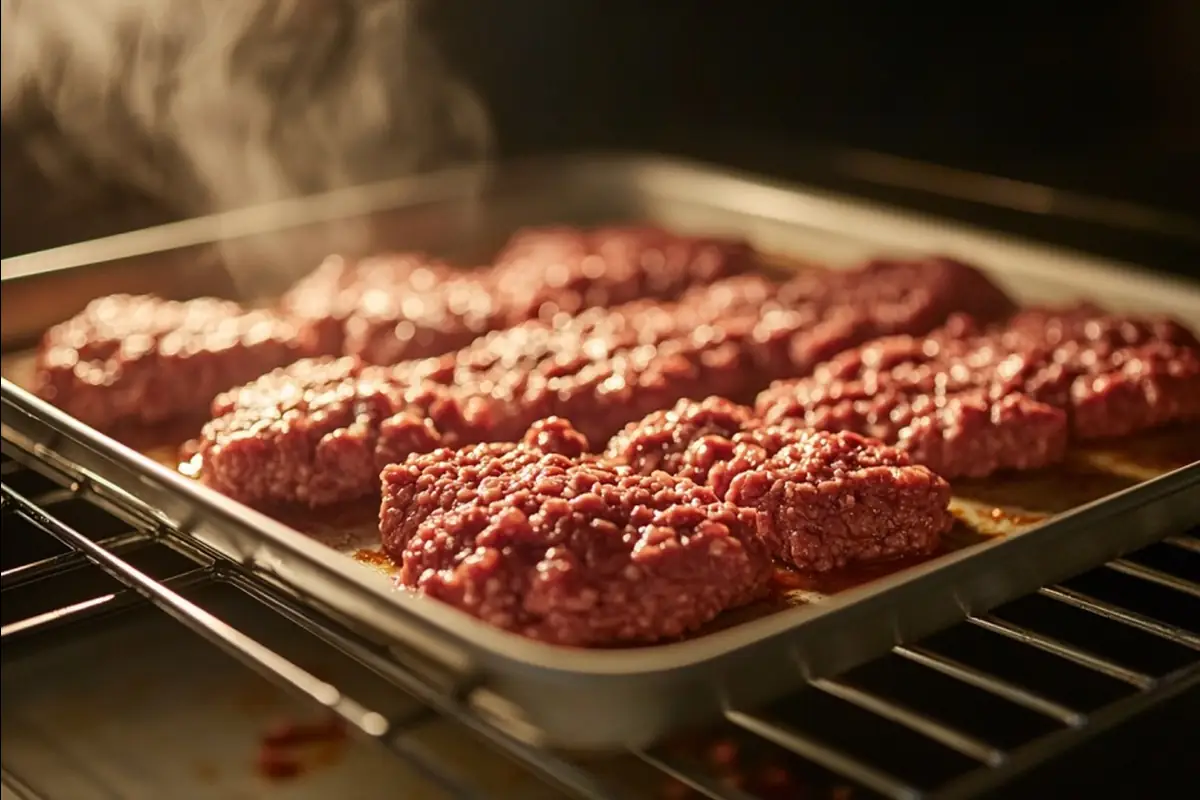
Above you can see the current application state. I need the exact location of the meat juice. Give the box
[256,717,348,782]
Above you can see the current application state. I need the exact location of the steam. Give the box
[1,0,493,291]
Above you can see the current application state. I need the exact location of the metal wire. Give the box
[2,446,1197,800]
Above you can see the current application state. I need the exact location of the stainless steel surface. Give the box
[2,154,1199,752]
[3,434,1198,798]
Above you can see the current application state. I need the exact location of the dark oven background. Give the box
[3,0,1198,275]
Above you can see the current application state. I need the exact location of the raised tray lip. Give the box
[4,151,1199,681]
[5,151,1200,310]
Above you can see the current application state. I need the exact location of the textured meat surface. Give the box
[996,306,1200,440]
[195,276,786,506]
[607,398,953,571]
[812,256,1016,327]
[196,328,748,507]
[194,259,1014,507]
[378,419,772,646]
[605,395,757,480]
[33,295,311,430]
[28,228,761,433]
[488,226,757,324]
[278,253,496,363]
[343,274,500,366]
[756,307,1200,477]
[279,227,758,365]
[771,256,1017,374]
[194,356,439,507]
[756,334,1070,479]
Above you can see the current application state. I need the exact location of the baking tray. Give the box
[2,153,1198,751]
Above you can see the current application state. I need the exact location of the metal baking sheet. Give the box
[3,154,1199,751]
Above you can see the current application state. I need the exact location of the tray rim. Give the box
[4,152,1200,309]
[3,150,1199,681]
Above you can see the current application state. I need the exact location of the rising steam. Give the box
[1,0,493,289]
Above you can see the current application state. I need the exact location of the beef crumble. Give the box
[993,306,1200,440]
[379,419,772,646]
[607,398,954,571]
[770,255,1017,371]
[488,225,758,324]
[193,259,1014,507]
[756,307,1200,477]
[279,252,493,364]
[196,276,785,506]
[283,226,757,364]
[33,227,764,432]
[33,295,313,430]
[195,328,749,507]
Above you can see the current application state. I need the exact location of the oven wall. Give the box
[429,0,1199,213]
[4,0,1197,262]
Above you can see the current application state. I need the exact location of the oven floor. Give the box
[0,582,570,800]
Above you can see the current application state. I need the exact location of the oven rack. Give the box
[2,441,1198,800]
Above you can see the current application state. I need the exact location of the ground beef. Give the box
[768,256,1017,374]
[756,334,1070,479]
[196,276,791,506]
[1000,303,1199,350]
[195,329,749,507]
[993,306,1200,440]
[605,395,757,479]
[279,227,756,364]
[33,295,312,430]
[606,398,953,571]
[192,282,821,507]
[756,306,1200,477]
[520,415,592,459]
[488,226,758,324]
[278,253,496,363]
[785,255,1015,326]
[193,259,1012,507]
[378,419,772,646]
[342,274,501,366]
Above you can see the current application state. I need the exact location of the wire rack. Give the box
[2,439,1198,800]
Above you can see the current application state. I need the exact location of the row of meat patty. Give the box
[381,412,952,645]
[35,226,757,430]
[32,226,1200,647]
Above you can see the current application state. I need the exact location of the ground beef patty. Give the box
[33,295,312,430]
[993,306,1200,440]
[196,275,786,507]
[488,226,758,325]
[746,256,1016,377]
[282,226,756,365]
[279,252,496,363]
[193,259,1013,507]
[606,398,953,571]
[379,418,772,646]
[756,307,1200,478]
[772,255,1016,365]
[195,325,749,507]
